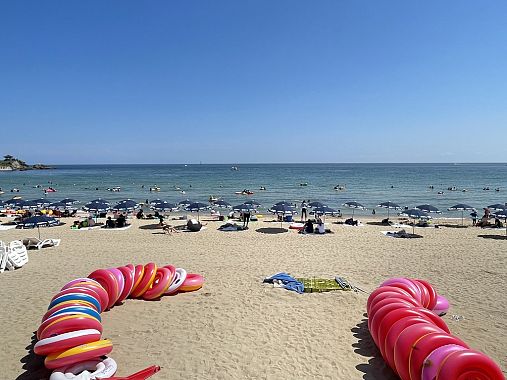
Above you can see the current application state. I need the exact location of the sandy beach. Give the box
[0,215,505,379]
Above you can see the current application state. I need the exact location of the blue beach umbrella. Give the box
[152,201,178,212]
[4,198,25,208]
[312,205,339,222]
[487,203,506,211]
[400,209,431,234]
[342,201,366,219]
[89,198,110,205]
[149,199,165,206]
[308,201,327,208]
[84,201,110,213]
[48,201,73,211]
[269,203,297,228]
[60,198,79,205]
[415,204,441,214]
[32,198,52,207]
[113,200,139,213]
[494,209,507,236]
[233,203,257,213]
[448,204,475,226]
[20,200,40,210]
[178,199,193,207]
[312,206,339,215]
[377,201,402,220]
[185,202,210,222]
[243,200,261,207]
[213,200,232,209]
[18,215,60,239]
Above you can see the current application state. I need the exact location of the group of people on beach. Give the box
[472,208,504,228]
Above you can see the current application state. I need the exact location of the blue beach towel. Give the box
[263,272,305,294]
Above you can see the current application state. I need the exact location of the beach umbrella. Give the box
[213,200,232,209]
[313,206,338,215]
[84,201,110,222]
[60,198,79,205]
[17,215,59,239]
[448,204,476,226]
[308,201,327,208]
[487,203,506,211]
[312,205,338,222]
[274,200,293,206]
[269,203,297,228]
[152,201,178,212]
[178,199,193,207]
[400,209,431,235]
[233,203,257,213]
[377,201,402,220]
[243,200,261,207]
[415,204,441,214]
[32,198,52,207]
[4,198,24,208]
[185,202,210,222]
[342,201,366,219]
[269,203,297,214]
[494,209,507,236]
[112,200,139,213]
[48,201,72,211]
[149,199,165,206]
[89,198,110,205]
[20,200,40,210]
[83,201,110,213]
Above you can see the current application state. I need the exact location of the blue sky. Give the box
[1,1,506,164]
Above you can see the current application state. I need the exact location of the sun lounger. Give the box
[0,243,8,273]
[6,242,28,270]
[23,237,61,250]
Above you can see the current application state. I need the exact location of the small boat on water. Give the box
[150,186,161,192]
[334,184,346,191]
[107,186,121,192]
[231,166,239,171]
[45,187,57,193]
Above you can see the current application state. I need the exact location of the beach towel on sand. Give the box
[263,272,304,294]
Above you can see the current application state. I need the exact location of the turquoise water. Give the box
[0,164,506,217]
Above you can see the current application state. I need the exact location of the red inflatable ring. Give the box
[143,268,172,300]
[88,269,119,309]
[131,263,157,298]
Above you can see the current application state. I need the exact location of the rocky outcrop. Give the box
[0,155,51,171]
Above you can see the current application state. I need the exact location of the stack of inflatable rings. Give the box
[34,263,204,379]
[367,277,504,380]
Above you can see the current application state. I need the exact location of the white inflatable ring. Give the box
[50,356,117,380]
[165,268,187,295]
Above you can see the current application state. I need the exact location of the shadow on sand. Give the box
[351,316,397,380]
[255,227,288,234]
[17,332,51,380]
[478,234,507,240]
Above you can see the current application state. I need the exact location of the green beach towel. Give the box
[296,277,353,293]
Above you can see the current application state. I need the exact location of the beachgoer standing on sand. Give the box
[470,210,478,226]
[243,209,251,228]
[301,200,308,221]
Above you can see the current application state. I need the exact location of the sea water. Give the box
[0,163,506,217]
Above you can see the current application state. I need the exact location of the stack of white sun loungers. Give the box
[0,240,29,273]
